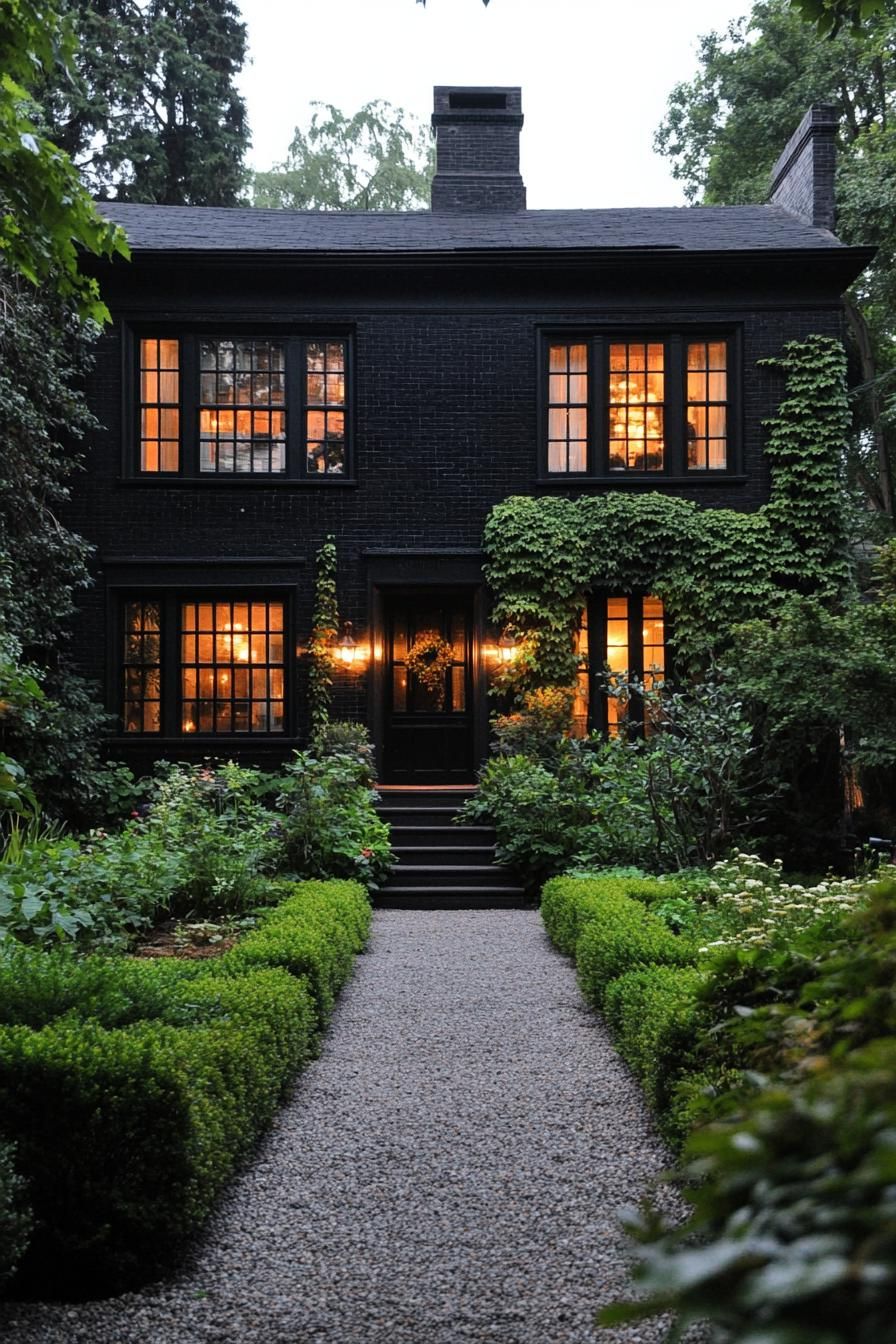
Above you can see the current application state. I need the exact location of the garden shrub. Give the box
[608,1041,896,1343]
[0,966,315,1297]
[223,879,370,1027]
[146,760,280,916]
[602,965,704,1112]
[0,1140,31,1289]
[573,889,696,1010]
[277,751,392,889]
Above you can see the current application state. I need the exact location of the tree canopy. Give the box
[655,0,896,519]
[253,101,434,211]
[36,0,250,206]
[0,0,127,322]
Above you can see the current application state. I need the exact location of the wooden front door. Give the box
[382,590,475,784]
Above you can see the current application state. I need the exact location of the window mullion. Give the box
[667,335,683,475]
[287,339,305,478]
[591,337,605,476]
[181,336,198,477]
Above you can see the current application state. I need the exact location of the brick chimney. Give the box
[430,86,526,213]
[768,103,838,232]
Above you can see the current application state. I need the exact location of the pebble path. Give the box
[1,909,685,1344]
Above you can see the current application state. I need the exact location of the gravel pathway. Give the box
[1,909,684,1344]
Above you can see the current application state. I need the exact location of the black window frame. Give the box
[586,592,670,740]
[126,328,354,484]
[115,588,295,739]
[539,328,741,482]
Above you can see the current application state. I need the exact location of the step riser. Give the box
[385,867,515,890]
[376,789,476,808]
[378,807,471,828]
[393,847,496,866]
[389,826,495,848]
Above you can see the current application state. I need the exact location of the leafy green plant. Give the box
[277,751,392,889]
[603,965,705,1111]
[307,536,338,739]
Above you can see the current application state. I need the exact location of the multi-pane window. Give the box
[305,341,346,475]
[608,342,665,472]
[547,343,588,473]
[199,339,286,474]
[121,597,286,735]
[139,339,180,472]
[134,334,350,479]
[123,601,161,732]
[574,595,666,737]
[686,340,727,470]
[545,335,732,476]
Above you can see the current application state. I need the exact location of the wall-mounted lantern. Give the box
[336,620,358,666]
[497,628,518,664]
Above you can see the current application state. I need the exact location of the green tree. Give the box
[0,0,127,321]
[36,0,250,205]
[253,100,434,211]
[655,0,896,519]
[792,0,886,32]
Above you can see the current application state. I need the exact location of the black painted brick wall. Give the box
[67,255,846,760]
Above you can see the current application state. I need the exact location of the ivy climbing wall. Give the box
[483,336,852,689]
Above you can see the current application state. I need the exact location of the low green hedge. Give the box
[223,878,370,1028]
[0,878,369,1297]
[541,874,685,956]
[574,892,696,1011]
[602,965,704,1114]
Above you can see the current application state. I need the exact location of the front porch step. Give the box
[374,784,527,909]
[389,824,496,849]
[393,846,497,866]
[377,806,472,828]
[387,864,516,890]
[375,886,530,910]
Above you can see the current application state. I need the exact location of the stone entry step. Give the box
[374,785,528,909]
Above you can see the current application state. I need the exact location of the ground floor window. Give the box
[575,594,666,737]
[121,595,287,736]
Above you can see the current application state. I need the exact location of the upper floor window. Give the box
[135,334,349,480]
[544,333,732,478]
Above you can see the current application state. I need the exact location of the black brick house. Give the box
[75,88,870,785]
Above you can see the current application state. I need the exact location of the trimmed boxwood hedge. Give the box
[602,965,704,1112]
[0,878,370,1298]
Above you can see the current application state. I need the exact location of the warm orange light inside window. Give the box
[547,342,588,473]
[608,343,664,472]
[140,338,179,472]
[605,596,629,736]
[180,600,284,734]
[687,340,727,470]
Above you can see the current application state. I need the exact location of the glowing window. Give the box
[123,601,161,733]
[547,342,588,473]
[139,339,179,472]
[686,340,728,470]
[608,343,665,472]
[180,600,285,735]
[199,339,286,474]
[305,341,346,475]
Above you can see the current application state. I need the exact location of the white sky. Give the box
[235,0,752,209]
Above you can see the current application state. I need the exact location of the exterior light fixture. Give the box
[336,620,358,666]
[497,629,518,664]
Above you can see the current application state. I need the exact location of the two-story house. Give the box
[73,88,870,786]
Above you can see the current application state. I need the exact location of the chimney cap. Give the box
[432,85,523,126]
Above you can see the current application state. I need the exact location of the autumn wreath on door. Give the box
[405,631,454,710]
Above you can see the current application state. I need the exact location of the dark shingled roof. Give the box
[97,202,845,254]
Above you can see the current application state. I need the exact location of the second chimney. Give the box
[769,103,838,232]
[431,86,526,213]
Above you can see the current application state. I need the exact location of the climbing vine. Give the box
[484,336,852,693]
[308,535,338,739]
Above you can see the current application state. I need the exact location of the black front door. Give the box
[382,590,475,784]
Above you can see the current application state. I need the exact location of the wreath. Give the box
[406,631,454,708]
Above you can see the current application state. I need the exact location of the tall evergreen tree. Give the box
[37,0,250,205]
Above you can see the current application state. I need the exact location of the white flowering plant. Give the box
[651,852,896,954]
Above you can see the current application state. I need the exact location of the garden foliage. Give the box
[0,877,370,1297]
[542,866,896,1341]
